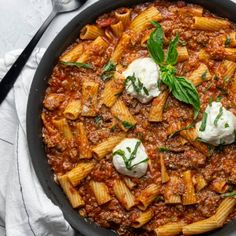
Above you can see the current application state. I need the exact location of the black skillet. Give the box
[27,0,236,235]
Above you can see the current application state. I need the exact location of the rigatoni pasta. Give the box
[76,122,92,159]
[81,81,99,117]
[89,180,112,205]
[92,135,125,160]
[58,175,85,208]
[113,179,136,210]
[192,17,230,31]
[136,184,159,210]
[130,6,162,33]
[67,162,95,186]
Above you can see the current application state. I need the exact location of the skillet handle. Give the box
[0,10,57,105]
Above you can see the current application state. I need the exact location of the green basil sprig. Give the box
[147,21,200,119]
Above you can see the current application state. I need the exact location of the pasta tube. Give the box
[80,25,104,40]
[58,175,85,208]
[130,6,162,33]
[137,184,159,210]
[113,179,135,210]
[81,81,99,117]
[188,63,212,86]
[63,100,81,120]
[101,72,125,108]
[149,91,169,122]
[111,99,137,131]
[92,135,125,160]
[67,162,95,186]
[154,222,185,236]
[89,180,112,205]
[60,43,84,62]
[192,17,230,31]
[132,210,153,228]
[76,122,92,159]
[115,8,131,26]
[52,118,73,140]
[183,170,197,205]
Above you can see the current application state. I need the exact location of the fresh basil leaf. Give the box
[199,112,208,132]
[103,60,116,72]
[147,21,164,64]
[61,61,93,69]
[166,33,179,65]
[122,121,136,130]
[171,76,200,119]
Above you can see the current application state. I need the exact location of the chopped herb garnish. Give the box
[159,146,169,152]
[103,60,116,72]
[101,60,116,81]
[101,71,114,81]
[125,74,149,96]
[225,122,230,128]
[216,96,222,102]
[169,124,194,138]
[214,107,223,127]
[95,116,103,125]
[147,21,200,119]
[221,192,236,199]
[209,96,213,106]
[199,112,208,132]
[225,35,231,47]
[224,76,230,83]
[115,92,122,97]
[113,141,147,170]
[201,71,207,81]
[61,61,93,69]
[122,121,136,130]
[217,87,228,96]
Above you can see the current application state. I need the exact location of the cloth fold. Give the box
[0,49,74,236]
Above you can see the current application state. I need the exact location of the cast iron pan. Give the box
[27,0,236,235]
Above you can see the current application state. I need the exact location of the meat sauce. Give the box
[42,1,236,235]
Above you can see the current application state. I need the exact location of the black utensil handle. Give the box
[0,10,57,104]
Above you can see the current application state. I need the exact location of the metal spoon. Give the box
[0,0,87,105]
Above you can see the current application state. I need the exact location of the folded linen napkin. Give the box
[0,49,74,236]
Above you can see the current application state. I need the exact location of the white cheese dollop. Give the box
[122,57,161,103]
[196,102,236,146]
[112,138,148,178]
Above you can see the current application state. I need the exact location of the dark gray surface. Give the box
[27,0,236,235]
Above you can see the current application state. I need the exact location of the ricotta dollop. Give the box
[112,138,148,178]
[122,57,161,103]
[196,102,236,146]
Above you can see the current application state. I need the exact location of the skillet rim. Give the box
[27,0,236,235]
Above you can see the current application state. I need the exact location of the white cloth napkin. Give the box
[0,48,75,236]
